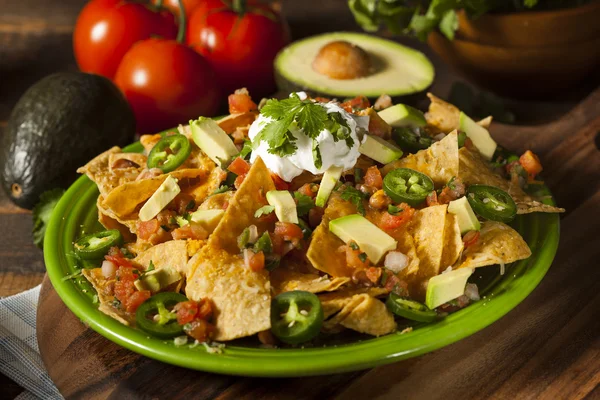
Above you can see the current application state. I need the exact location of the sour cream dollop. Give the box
[249,93,369,182]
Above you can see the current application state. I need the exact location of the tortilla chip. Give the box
[389,225,420,277]
[306,192,358,277]
[319,287,389,319]
[97,207,136,243]
[459,147,565,214]
[340,295,396,336]
[140,134,162,154]
[97,195,138,234]
[108,153,147,172]
[270,269,350,296]
[186,239,206,258]
[198,191,234,210]
[208,157,276,254]
[82,268,135,326]
[77,147,142,196]
[185,245,271,341]
[381,131,459,187]
[186,167,227,204]
[322,294,368,331]
[425,93,460,133]
[216,112,258,134]
[134,240,189,275]
[456,221,531,269]
[440,213,464,270]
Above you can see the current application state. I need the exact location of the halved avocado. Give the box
[274,32,434,100]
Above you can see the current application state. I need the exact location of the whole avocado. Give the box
[1,72,136,209]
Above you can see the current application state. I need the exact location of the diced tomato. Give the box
[364,166,383,189]
[308,206,324,228]
[314,97,331,103]
[170,193,195,214]
[519,150,543,179]
[464,138,475,150]
[228,89,257,114]
[367,111,391,139]
[222,201,229,210]
[386,276,409,297]
[196,298,213,320]
[258,329,278,345]
[247,250,265,271]
[184,319,215,342]
[269,232,285,255]
[463,230,480,249]
[137,219,161,241]
[340,95,370,113]
[171,222,209,240]
[174,300,199,325]
[298,183,318,198]
[274,222,303,241]
[234,173,247,189]
[271,173,289,190]
[426,191,439,207]
[379,204,415,231]
[105,248,134,269]
[228,157,251,175]
[345,246,371,270]
[366,267,382,284]
[125,290,151,313]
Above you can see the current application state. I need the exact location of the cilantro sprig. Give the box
[254,94,354,167]
[338,185,368,215]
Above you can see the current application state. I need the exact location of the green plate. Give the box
[44,142,560,377]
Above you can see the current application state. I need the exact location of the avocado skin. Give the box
[1,72,136,209]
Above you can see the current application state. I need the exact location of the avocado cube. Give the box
[448,196,481,234]
[190,209,225,233]
[458,112,497,160]
[359,135,403,164]
[425,268,474,309]
[329,214,397,264]
[139,176,181,222]
[377,104,426,128]
[190,117,239,167]
[266,190,298,223]
[134,267,182,293]
[315,165,344,207]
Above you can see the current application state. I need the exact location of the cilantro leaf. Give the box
[294,192,315,217]
[239,139,253,160]
[296,101,328,139]
[312,141,323,170]
[257,116,297,157]
[211,185,232,196]
[339,185,368,215]
[326,112,354,148]
[147,260,155,272]
[254,205,275,218]
[32,188,65,249]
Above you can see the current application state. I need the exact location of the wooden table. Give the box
[1,0,599,398]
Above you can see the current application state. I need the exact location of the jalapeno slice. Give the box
[271,291,324,344]
[385,292,438,322]
[135,292,188,339]
[392,127,434,153]
[147,134,192,173]
[74,229,123,260]
[466,184,517,223]
[383,168,434,206]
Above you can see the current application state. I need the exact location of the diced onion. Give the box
[101,260,117,278]
[243,248,252,268]
[384,251,408,273]
[433,133,446,141]
[174,336,188,346]
[465,283,480,301]
[248,225,259,244]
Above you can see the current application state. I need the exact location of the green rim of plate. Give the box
[44,142,560,377]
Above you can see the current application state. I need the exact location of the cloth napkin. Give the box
[0,285,63,399]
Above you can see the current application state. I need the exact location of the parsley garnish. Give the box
[349,241,359,251]
[294,192,315,217]
[239,139,253,160]
[147,260,155,272]
[211,185,232,196]
[339,185,368,215]
[358,252,368,262]
[255,94,354,166]
[388,205,403,215]
[254,205,275,218]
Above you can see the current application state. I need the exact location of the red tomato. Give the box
[186,0,290,97]
[379,204,415,231]
[247,250,265,271]
[153,0,203,17]
[137,219,160,240]
[297,183,318,198]
[519,150,543,179]
[271,173,289,190]
[364,166,383,189]
[73,0,177,79]
[345,246,370,269]
[340,96,370,113]
[115,38,220,134]
[174,300,199,325]
[463,230,480,249]
[234,173,247,189]
[125,290,151,313]
[228,90,258,114]
[274,222,303,241]
[184,319,215,342]
[228,157,251,175]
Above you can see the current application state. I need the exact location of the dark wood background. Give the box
[1,0,599,398]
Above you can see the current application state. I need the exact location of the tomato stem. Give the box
[155,0,163,8]
[232,0,246,15]
[176,0,186,43]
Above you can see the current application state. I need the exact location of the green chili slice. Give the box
[147,134,191,173]
[271,291,324,344]
[466,184,517,223]
[392,127,433,153]
[135,292,188,339]
[385,292,438,322]
[383,168,434,206]
[74,229,123,260]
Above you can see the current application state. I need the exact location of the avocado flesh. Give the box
[359,135,403,164]
[426,268,474,309]
[377,104,426,128]
[138,176,181,222]
[274,32,434,99]
[134,267,182,293]
[266,190,298,223]
[190,209,225,233]
[448,196,481,234]
[329,214,397,264]
[459,112,497,161]
[190,117,238,167]
[315,165,343,207]
[1,72,135,209]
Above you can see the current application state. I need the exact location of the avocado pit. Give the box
[11,183,22,198]
[312,40,372,80]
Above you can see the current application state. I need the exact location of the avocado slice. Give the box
[377,104,426,128]
[315,165,343,207]
[134,266,182,293]
[266,190,298,224]
[1,72,135,209]
[190,209,225,233]
[425,268,474,309]
[190,117,239,167]
[329,214,397,264]
[459,112,497,160]
[274,32,434,99]
[448,196,481,234]
[359,135,403,164]
[138,176,181,222]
